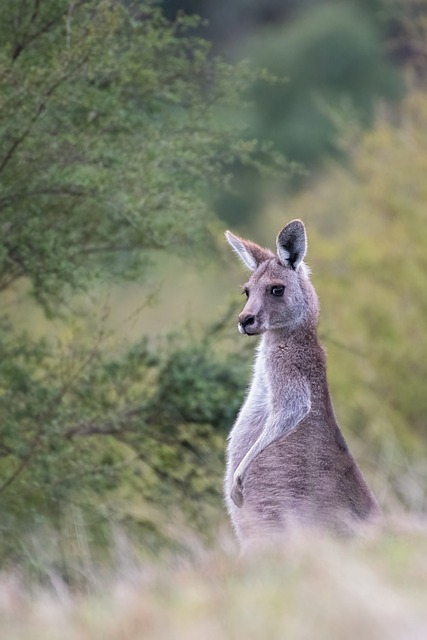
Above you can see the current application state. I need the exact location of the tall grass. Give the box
[1,520,426,640]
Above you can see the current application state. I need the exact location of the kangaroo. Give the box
[224,220,380,546]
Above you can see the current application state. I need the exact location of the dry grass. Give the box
[1,520,427,640]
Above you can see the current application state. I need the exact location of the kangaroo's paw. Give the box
[231,474,244,508]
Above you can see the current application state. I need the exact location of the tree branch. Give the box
[0,187,90,207]
[0,335,104,496]
[11,1,87,62]
[65,406,145,439]
[0,55,90,176]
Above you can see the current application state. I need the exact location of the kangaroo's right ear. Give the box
[276,219,307,271]
[225,231,273,271]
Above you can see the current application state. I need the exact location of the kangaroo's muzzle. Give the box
[238,313,257,335]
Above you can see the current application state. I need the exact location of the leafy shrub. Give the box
[0,320,247,576]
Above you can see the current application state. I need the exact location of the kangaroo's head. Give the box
[225,220,319,336]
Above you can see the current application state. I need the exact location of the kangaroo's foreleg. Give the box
[231,375,311,507]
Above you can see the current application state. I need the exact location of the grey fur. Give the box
[224,220,380,546]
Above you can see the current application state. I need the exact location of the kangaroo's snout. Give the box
[238,313,257,335]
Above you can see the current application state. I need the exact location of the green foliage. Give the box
[247,2,401,165]
[0,0,277,309]
[153,340,245,432]
[254,3,399,166]
[0,321,247,571]
[213,1,403,226]
[0,0,265,572]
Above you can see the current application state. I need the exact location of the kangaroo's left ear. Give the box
[276,219,307,271]
[225,230,273,271]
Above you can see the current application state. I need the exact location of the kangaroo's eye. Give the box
[271,285,284,297]
[243,287,249,298]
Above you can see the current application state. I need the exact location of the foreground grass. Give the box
[1,522,427,640]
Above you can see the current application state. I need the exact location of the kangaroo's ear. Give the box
[225,230,273,271]
[276,220,307,271]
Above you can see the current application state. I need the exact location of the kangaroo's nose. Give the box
[239,313,255,332]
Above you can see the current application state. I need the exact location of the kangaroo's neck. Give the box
[261,319,320,353]
[258,321,328,391]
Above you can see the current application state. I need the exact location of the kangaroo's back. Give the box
[224,221,380,547]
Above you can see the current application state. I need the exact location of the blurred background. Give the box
[1,0,427,587]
